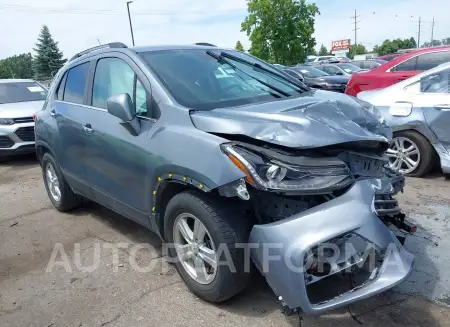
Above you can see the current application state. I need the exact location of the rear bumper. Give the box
[249,179,414,314]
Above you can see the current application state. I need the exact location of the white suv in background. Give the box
[0,79,47,160]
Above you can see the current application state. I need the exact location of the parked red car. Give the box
[345,46,450,96]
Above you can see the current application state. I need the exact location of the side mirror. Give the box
[106,93,140,135]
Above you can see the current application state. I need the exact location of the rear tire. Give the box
[164,190,250,303]
[388,131,435,177]
[41,153,82,211]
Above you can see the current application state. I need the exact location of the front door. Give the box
[83,56,155,227]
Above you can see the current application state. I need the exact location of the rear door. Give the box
[83,54,155,227]
[54,61,92,197]
[415,67,450,147]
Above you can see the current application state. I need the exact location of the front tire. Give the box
[164,190,250,303]
[41,153,82,211]
[387,131,435,177]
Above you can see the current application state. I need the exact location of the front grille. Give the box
[15,127,35,142]
[374,193,400,217]
[0,136,14,148]
[13,117,34,124]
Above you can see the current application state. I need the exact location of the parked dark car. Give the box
[315,63,365,76]
[351,59,387,70]
[284,65,350,92]
[377,53,402,62]
[35,42,414,315]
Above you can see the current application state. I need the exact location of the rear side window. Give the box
[56,73,67,100]
[416,51,450,71]
[63,63,89,104]
[392,57,418,72]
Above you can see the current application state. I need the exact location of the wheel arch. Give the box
[36,141,58,165]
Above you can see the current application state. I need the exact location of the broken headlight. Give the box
[222,144,354,193]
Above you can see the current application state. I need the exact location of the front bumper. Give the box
[249,179,414,314]
[433,141,450,175]
[0,122,35,157]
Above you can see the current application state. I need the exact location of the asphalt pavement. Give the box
[1,154,450,327]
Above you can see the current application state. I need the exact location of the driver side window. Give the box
[420,68,450,93]
[92,58,149,116]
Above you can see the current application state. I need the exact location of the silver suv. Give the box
[0,79,47,159]
[35,42,415,315]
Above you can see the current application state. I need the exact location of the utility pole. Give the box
[351,9,360,45]
[417,16,422,48]
[431,17,435,44]
[126,1,135,46]
[97,38,101,45]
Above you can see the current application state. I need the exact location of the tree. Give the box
[422,39,442,48]
[373,37,417,56]
[346,44,367,59]
[241,0,320,65]
[0,53,33,79]
[318,44,328,56]
[33,25,66,80]
[442,37,450,45]
[235,40,245,52]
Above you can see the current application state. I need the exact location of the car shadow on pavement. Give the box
[0,153,38,168]
[70,201,163,253]
[69,201,443,327]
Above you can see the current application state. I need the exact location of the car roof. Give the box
[0,79,36,84]
[131,44,228,53]
[373,45,450,71]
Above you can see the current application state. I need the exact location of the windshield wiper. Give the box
[218,51,308,92]
[206,50,289,97]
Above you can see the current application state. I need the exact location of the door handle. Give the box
[83,124,94,134]
[433,104,450,110]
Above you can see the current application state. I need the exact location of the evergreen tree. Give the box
[318,44,328,56]
[33,25,66,80]
[235,40,245,52]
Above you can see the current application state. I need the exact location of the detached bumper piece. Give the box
[249,179,414,315]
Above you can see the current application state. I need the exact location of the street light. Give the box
[126,1,135,46]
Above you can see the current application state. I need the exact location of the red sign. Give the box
[331,39,351,51]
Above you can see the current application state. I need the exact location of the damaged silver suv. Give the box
[35,43,415,315]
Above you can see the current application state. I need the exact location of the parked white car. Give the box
[0,79,47,160]
[358,63,450,176]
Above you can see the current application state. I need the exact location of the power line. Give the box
[351,9,360,45]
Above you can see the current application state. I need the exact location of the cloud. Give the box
[1,0,449,60]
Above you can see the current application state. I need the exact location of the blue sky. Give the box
[0,0,448,59]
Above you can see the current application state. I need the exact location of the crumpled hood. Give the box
[190,90,392,149]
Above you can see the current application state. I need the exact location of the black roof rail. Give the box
[195,42,217,47]
[69,42,128,61]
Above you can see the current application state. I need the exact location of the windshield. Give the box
[292,66,330,78]
[139,49,303,110]
[0,82,47,104]
[336,63,361,73]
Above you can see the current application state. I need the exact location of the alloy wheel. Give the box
[173,213,218,285]
[387,137,421,174]
[45,163,61,202]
